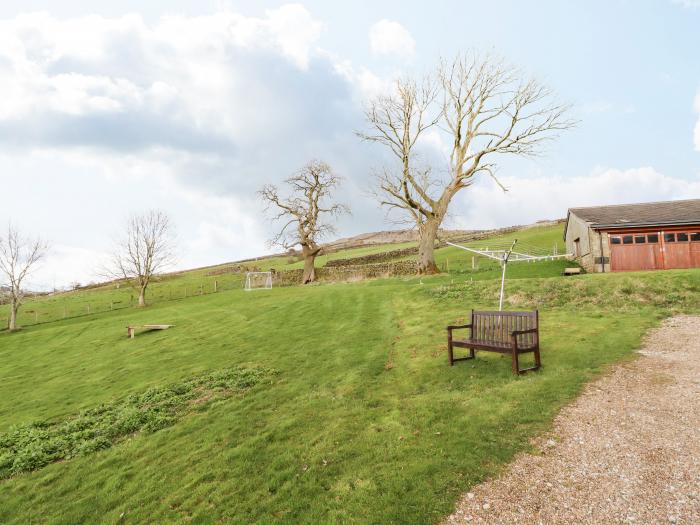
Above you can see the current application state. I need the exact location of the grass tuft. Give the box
[0,366,275,479]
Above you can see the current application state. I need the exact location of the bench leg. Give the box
[447,342,476,367]
[511,347,520,375]
[512,347,542,375]
[128,327,135,339]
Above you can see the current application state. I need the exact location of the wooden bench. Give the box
[127,324,174,339]
[562,267,582,276]
[447,310,541,375]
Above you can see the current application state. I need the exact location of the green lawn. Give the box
[2,258,696,523]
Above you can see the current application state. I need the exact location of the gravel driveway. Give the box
[445,316,700,525]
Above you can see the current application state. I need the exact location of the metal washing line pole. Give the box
[445,240,572,311]
[498,240,517,311]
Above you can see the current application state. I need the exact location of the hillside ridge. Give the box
[235,218,566,263]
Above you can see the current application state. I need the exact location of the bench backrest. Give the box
[471,310,538,346]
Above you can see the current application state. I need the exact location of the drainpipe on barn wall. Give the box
[599,231,606,273]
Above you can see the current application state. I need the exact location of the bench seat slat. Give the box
[452,338,537,352]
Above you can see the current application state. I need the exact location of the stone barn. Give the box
[564,199,700,272]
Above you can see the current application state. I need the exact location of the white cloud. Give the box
[694,90,700,151]
[31,244,109,290]
[47,74,142,114]
[325,49,394,101]
[262,4,324,68]
[369,19,415,58]
[171,189,270,268]
[0,5,325,132]
[154,4,323,70]
[0,146,273,290]
[448,167,700,229]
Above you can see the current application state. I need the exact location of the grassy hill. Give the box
[1,223,698,524]
[1,223,568,329]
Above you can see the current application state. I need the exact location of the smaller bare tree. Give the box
[0,224,47,331]
[260,160,349,284]
[107,210,176,307]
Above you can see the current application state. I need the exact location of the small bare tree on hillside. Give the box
[260,160,349,284]
[0,224,47,331]
[107,210,175,307]
[359,52,575,274]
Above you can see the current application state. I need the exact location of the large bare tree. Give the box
[0,224,47,331]
[359,53,575,274]
[107,210,175,307]
[260,160,349,284]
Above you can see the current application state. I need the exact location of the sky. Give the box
[0,0,699,289]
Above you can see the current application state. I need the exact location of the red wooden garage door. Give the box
[692,233,700,266]
[664,232,692,269]
[609,231,700,271]
[609,233,662,271]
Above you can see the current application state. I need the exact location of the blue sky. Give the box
[0,1,699,288]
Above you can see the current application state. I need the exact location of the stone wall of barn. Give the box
[565,213,610,272]
[587,228,611,273]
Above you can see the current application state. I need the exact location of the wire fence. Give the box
[2,273,248,330]
[2,247,561,331]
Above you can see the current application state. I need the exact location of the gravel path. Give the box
[445,315,700,525]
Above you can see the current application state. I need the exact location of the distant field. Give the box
[0,224,568,329]
[3,223,697,524]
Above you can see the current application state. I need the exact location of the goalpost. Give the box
[244,271,273,291]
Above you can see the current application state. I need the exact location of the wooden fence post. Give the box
[214,280,218,293]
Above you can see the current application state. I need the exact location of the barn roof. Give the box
[567,198,700,229]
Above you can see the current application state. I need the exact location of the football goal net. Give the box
[244,271,273,291]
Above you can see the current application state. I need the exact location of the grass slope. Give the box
[1,224,568,329]
[1,224,697,523]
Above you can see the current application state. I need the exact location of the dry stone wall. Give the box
[273,260,417,286]
[324,247,417,267]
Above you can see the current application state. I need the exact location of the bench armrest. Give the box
[447,324,472,332]
[511,328,537,336]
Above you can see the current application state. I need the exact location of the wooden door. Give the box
[609,232,662,271]
[688,232,700,268]
[662,232,691,269]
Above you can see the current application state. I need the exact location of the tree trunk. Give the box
[138,287,146,307]
[417,218,440,275]
[8,299,18,331]
[301,245,319,284]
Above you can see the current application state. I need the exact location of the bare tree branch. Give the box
[0,223,47,330]
[359,51,575,273]
[104,210,176,307]
[259,160,350,283]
